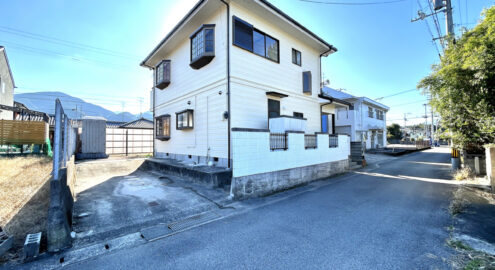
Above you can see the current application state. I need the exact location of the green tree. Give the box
[387,123,403,140]
[418,7,495,152]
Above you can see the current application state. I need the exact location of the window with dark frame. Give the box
[302,71,312,94]
[293,112,304,119]
[292,49,301,66]
[190,24,215,69]
[155,60,171,89]
[176,109,194,130]
[268,99,280,118]
[233,16,279,63]
[155,114,171,141]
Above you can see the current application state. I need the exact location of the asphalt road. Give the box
[47,148,459,269]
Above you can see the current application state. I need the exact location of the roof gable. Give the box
[0,46,16,87]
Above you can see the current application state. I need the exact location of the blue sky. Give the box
[1,0,493,124]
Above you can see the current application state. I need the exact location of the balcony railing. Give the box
[329,134,339,148]
[304,134,317,149]
[270,133,288,150]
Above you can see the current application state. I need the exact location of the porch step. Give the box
[141,158,232,188]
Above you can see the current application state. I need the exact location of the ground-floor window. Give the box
[155,114,171,141]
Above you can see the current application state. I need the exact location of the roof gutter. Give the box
[318,93,352,107]
[140,0,207,68]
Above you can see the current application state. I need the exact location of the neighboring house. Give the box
[141,0,351,198]
[324,87,389,149]
[0,46,16,120]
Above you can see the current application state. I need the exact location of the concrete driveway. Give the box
[19,147,461,269]
[72,158,231,247]
[43,147,457,270]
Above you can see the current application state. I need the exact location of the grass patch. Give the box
[0,156,52,263]
[448,240,474,251]
[454,168,475,181]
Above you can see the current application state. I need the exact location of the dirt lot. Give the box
[0,156,52,263]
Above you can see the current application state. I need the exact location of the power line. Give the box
[416,0,442,58]
[375,88,417,100]
[298,0,406,5]
[1,40,139,72]
[388,99,427,107]
[15,88,146,103]
[425,0,444,49]
[0,26,141,60]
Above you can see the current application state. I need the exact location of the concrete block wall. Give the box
[231,129,350,199]
[232,130,350,177]
[486,147,495,191]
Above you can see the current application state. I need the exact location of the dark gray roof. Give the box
[106,121,126,128]
[119,118,153,129]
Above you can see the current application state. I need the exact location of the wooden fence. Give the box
[0,120,46,145]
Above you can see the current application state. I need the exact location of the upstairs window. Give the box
[155,114,171,141]
[176,109,194,130]
[190,24,215,69]
[155,60,171,89]
[233,16,279,63]
[293,112,304,119]
[292,49,301,66]
[368,107,374,118]
[302,71,312,94]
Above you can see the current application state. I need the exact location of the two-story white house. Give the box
[141,0,351,199]
[0,46,15,120]
[324,87,389,149]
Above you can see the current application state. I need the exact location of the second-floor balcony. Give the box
[269,115,307,133]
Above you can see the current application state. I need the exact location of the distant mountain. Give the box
[14,91,152,122]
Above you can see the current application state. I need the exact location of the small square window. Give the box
[302,71,312,94]
[292,49,301,66]
[176,109,194,130]
[293,112,304,119]
[155,60,171,90]
[155,114,171,141]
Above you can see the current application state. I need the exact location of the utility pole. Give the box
[431,108,435,141]
[424,104,428,138]
[444,0,455,38]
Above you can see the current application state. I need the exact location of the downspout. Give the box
[319,47,334,132]
[220,0,231,169]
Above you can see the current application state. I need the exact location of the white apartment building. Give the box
[141,0,351,198]
[324,87,389,149]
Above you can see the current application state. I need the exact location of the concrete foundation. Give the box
[155,152,230,168]
[141,158,232,188]
[231,159,349,200]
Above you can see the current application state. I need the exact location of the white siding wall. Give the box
[232,131,350,177]
[0,50,14,120]
[153,8,229,160]
[229,2,324,133]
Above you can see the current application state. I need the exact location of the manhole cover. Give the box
[148,201,159,207]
